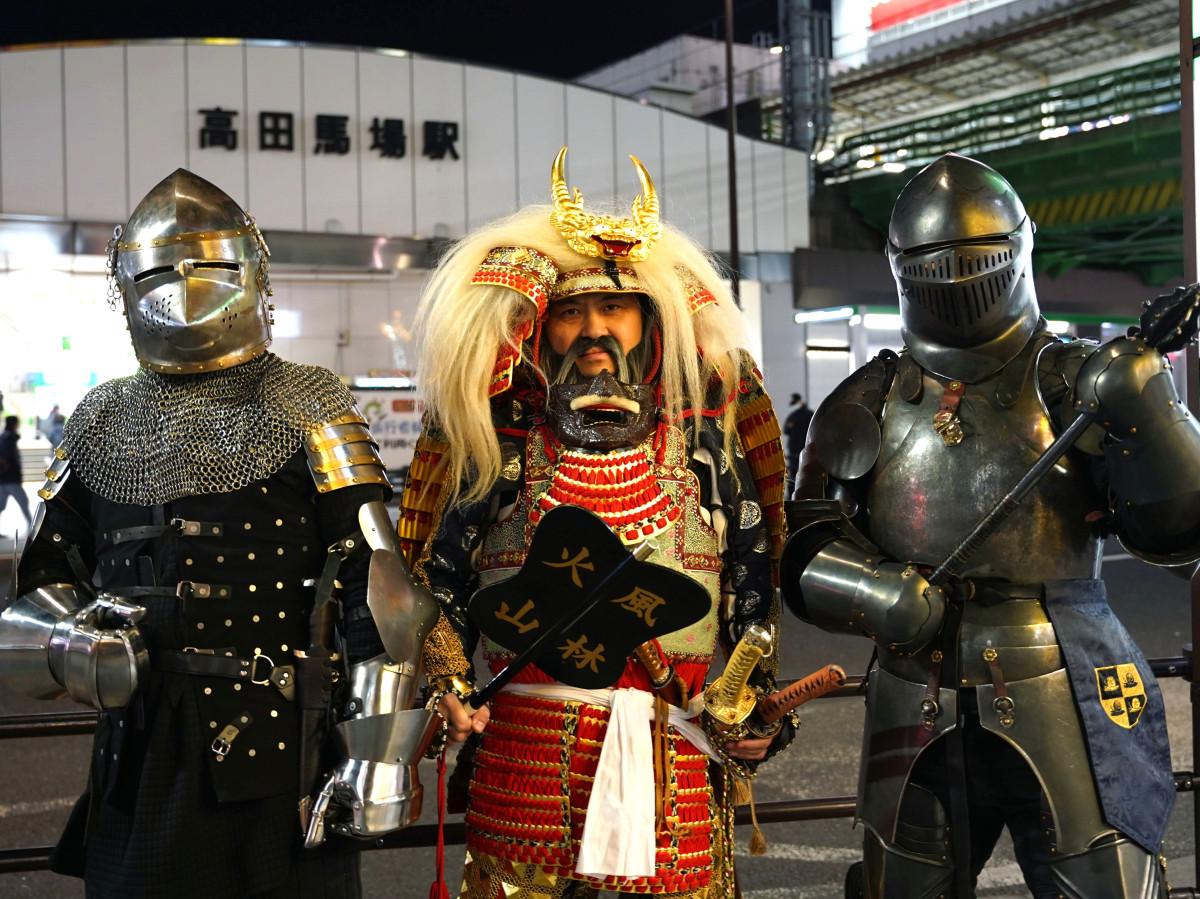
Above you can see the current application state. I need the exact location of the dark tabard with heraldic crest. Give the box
[781,153,1200,899]
[0,170,433,899]
[402,147,794,898]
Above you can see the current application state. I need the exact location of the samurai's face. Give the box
[544,293,644,380]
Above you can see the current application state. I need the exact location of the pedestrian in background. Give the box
[783,392,813,496]
[0,415,32,529]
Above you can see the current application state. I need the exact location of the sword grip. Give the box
[756,664,846,724]
[717,624,772,708]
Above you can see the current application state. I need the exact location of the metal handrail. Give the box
[0,655,1191,877]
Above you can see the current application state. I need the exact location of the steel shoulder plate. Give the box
[304,410,389,493]
[807,352,897,483]
[38,445,72,501]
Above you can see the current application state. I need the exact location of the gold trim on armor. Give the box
[306,441,385,475]
[304,412,373,452]
[38,453,71,501]
[550,266,646,301]
[312,463,390,493]
[117,224,256,250]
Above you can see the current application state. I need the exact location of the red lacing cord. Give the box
[428,749,450,899]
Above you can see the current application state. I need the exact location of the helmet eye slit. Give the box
[133,265,173,283]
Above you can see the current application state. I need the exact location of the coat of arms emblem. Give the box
[1095,663,1147,729]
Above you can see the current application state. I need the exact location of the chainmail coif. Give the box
[62,353,356,506]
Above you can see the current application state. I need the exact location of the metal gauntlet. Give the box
[304,654,440,847]
[798,541,946,655]
[0,585,149,709]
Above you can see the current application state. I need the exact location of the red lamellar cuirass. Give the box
[466,424,723,895]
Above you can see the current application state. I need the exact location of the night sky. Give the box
[0,0,830,80]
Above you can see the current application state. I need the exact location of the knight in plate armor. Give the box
[781,153,1200,898]
[0,170,432,898]
[403,147,795,898]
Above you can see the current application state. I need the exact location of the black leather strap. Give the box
[154,649,295,699]
[110,519,225,545]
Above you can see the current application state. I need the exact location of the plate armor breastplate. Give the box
[869,343,1103,583]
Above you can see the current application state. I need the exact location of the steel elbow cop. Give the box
[0,586,149,710]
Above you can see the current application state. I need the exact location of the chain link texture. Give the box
[63,353,356,506]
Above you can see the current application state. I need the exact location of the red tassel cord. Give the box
[428,749,451,899]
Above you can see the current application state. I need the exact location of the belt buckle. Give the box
[250,652,275,686]
[211,736,232,758]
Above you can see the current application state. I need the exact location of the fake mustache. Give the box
[555,335,629,383]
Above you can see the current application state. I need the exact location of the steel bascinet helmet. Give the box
[108,169,272,374]
[887,153,1041,381]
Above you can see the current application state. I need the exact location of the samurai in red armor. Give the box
[400,148,796,898]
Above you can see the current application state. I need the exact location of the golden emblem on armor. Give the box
[1095,663,1148,729]
[550,146,662,262]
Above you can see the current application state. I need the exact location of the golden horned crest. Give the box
[550,145,662,262]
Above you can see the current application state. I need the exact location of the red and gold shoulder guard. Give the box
[396,427,453,569]
[735,366,787,583]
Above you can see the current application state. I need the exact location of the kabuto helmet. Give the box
[107,169,273,374]
[887,153,1041,381]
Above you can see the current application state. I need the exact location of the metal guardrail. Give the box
[0,659,1194,880]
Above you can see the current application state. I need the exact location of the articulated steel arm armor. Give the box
[782,353,947,656]
[1066,335,1200,564]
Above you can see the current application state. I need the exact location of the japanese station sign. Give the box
[198,107,460,160]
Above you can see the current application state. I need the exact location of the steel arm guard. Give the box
[781,502,946,655]
[1070,336,1200,564]
[304,654,439,846]
[0,585,149,709]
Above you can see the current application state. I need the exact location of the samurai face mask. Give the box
[546,369,657,451]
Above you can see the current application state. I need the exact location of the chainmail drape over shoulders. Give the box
[62,353,357,505]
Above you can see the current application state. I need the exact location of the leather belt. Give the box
[110,519,225,545]
[154,648,296,700]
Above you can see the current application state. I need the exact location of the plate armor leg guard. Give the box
[1049,834,1167,899]
[863,785,954,899]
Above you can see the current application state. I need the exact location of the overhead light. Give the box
[352,375,416,389]
[895,148,909,158]
[856,158,877,169]
[794,306,854,324]
[863,313,902,330]
[859,144,876,156]
[881,162,907,173]
[769,45,783,55]
[806,345,851,355]
[1046,320,1071,333]
[815,147,836,163]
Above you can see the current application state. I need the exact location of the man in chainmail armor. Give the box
[0,170,414,898]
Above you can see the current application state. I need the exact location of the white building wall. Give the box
[0,40,814,422]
